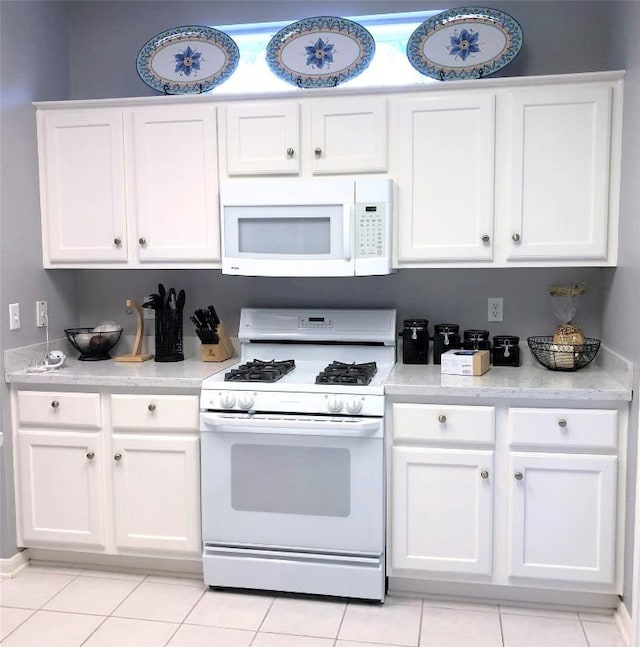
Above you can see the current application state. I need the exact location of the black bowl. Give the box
[527,336,600,371]
[65,327,123,361]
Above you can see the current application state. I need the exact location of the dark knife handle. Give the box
[207,305,220,325]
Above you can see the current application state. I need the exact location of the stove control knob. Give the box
[238,395,255,410]
[219,393,236,409]
[327,397,344,413]
[346,398,363,414]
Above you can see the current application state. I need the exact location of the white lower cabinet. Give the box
[13,388,201,559]
[389,401,624,594]
[392,446,494,575]
[18,430,106,547]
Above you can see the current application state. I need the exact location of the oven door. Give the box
[200,412,383,555]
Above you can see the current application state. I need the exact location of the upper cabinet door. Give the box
[505,84,612,261]
[309,97,387,175]
[39,109,128,264]
[396,93,496,262]
[223,101,300,175]
[131,105,220,262]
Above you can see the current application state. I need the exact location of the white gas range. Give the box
[199,308,396,601]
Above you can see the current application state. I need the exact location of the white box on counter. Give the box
[441,349,491,376]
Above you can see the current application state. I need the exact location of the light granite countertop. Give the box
[4,340,633,400]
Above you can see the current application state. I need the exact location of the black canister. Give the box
[462,329,491,351]
[400,319,429,364]
[492,335,521,367]
[433,323,461,364]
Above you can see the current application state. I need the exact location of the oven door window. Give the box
[231,444,350,517]
[224,205,346,259]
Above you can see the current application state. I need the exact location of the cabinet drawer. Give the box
[16,391,101,429]
[509,408,618,450]
[111,394,199,431]
[392,403,495,444]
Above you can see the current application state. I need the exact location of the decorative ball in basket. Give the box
[65,322,123,361]
[528,284,600,371]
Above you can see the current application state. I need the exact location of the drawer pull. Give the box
[286,147,295,157]
[480,470,489,479]
[512,233,521,242]
[148,403,156,412]
[314,147,322,157]
[481,234,490,244]
[114,453,122,461]
[558,418,568,428]
[138,237,147,246]
[514,471,524,481]
[51,400,60,409]
[438,414,447,424]
[86,451,95,460]
[113,237,122,247]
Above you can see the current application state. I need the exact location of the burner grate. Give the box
[225,359,296,383]
[315,361,378,386]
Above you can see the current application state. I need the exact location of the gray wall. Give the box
[0,1,76,559]
[602,1,640,616]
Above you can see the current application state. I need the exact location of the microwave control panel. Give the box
[355,203,387,257]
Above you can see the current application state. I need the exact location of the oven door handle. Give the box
[200,412,382,438]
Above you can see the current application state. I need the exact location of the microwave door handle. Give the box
[343,205,352,261]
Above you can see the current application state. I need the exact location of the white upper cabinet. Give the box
[222,101,300,175]
[130,105,220,262]
[395,93,496,262]
[503,83,613,262]
[220,97,387,177]
[38,109,128,264]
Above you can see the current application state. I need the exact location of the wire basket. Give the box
[527,336,600,371]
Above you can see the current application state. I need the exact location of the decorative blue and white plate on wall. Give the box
[136,25,239,94]
[407,7,523,81]
[266,16,375,89]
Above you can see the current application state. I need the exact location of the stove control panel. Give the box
[201,391,382,417]
[298,316,334,329]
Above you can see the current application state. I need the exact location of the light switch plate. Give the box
[9,303,20,330]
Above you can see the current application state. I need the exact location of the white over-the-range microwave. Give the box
[220,177,393,277]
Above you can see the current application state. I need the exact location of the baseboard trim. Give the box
[616,600,634,646]
[0,549,30,577]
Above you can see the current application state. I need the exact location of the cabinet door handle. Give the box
[314,147,322,157]
[514,471,524,481]
[558,418,567,428]
[86,451,95,460]
[51,400,60,409]
[481,234,490,244]
[286,148,295,157]
[138,237,147,246]
[148,403,156,412]
[113,237,122,247]
[114,453,122,461]
[438,414,447,423]
[512,233,521,242]
[480,470,489,479]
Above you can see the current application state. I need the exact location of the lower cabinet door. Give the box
[391,446,494,575]
[509,452,617,585]
[18,430,106,547]
[111,434,201,554]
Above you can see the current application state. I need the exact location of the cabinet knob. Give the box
[480,470,489,479]
[286,148,295,157]
[481,234,490,244]
[51,400,60,409]
[114,453,122,461]
[438,414,447,424]
[314,147,322,157]
[113,237,122,247]
[512,233,521,242]
[558,418,567,428]
[86,451,95,460]
[148,403,156,412]
[514,471,524,481]
[138,237,147,246]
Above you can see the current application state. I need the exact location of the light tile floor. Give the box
[0,566,629,646]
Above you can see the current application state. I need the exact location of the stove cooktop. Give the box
[315,361,378,386]
[224,359,296,383]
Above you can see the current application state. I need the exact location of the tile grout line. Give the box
[498,605,506,647]
[416,597,424,647]
[331,597,350,647]
[247,591,277,646]
[578,613,593,647]
[161,580,208,647]
[0,607,37,643]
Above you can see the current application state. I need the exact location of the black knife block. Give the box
[154,309,184,362]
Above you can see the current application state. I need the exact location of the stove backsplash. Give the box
[76,267,605,343]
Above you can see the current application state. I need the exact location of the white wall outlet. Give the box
[142,297,154,320]
[488,297,503,322]
[36,300,48,327]
[9,303,20,330]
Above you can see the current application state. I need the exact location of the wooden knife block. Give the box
[200,324,234,362]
